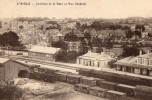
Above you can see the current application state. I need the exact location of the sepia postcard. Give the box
[0,0,152,100]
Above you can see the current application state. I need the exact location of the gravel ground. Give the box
[24,81,108,100]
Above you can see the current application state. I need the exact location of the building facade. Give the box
[28,45,61,61]
[114,50,152,76]
[76,51,114,68]
[0,58,30,81]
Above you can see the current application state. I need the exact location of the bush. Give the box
[0,81,24,100]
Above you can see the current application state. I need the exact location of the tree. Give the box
[84,31,91,41]
[0,31,22,47]
[105,38,113,49]
[51,40,68,50]
[122,44,145,57]
[0,81,24,100]
[135,24,145,32]
[67,51,78,63]
[91,21,102,31]
[126,30,133,38]
[64,30,79,42]
[76,22,81,29]
[134,30,142,38]
[55,50,68,62]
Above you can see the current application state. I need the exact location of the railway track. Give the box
[5,56,79,70]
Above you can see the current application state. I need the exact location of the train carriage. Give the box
[74,84,90,94]
[116,84,135,97]
[45,68,59,75]
[89,86,108,98]
[80,76,96,86]
[67,74,82,84]
[90,70,103,79]
[77,68,92,77]
[94,78,104,87]
[100,80,118,90]
[55,72,68,82]
[102,71,116,82]
[105,90,127,100]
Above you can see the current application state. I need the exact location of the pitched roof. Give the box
[78,52,113,61]
[29,45,61,54]
[0,58,9,64]
[138,53,152,59]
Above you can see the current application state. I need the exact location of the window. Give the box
[33,52,36,56]
[142,58,144,65]
[145,58,149,65]
[98,62,100,67]
[149,59,152,65]
[138,58,142,64]
[46,54,50,57]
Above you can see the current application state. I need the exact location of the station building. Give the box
[28,45,61,61]
[76,51,114,68]
[113,50,152,76]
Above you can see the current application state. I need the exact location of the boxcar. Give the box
[77,68,92,76]
[102,71,116,82]
[55,72,68,82]
[100,80,118,90]
[116,84,135,97]
[94,78,104,87]
[80,76,96,86]
[106,90,127,100]
[90,70,103,79]
[134,92,152,100]
[67,74,82,84]
[44,74,56,82]
[89,86,108,98]
[135,85,152,95]
[45,68,59,75]
[74,84,90,94]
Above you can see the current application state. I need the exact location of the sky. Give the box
[0,0,152,19]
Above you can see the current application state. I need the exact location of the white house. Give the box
[76,51,114,68]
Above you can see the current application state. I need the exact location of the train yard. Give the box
[1,55,152,100]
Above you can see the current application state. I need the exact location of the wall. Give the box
[4,61,30,81]
[0,65,5,80]
[28,51,54,61]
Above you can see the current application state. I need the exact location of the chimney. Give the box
[139,50,142,55]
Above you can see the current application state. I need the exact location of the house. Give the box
[0,58,30,81]
[113,50,152,76]
[76,51,114,68]
[28,45,61,61]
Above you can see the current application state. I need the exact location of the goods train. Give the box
[29,65,152,100]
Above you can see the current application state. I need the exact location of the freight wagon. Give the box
[74,84,90,94]
[78,68,152,86]
[67,74,82,84]
[134,85,152,100]
[77,68,92,76]
[90,70,103,79]
[116,84,135,97]
[80,76,96,86]
[94,78,104,86]
[105,90,127,100]
[55,72,69,82]
[89,86,107,98]
[100,80,118,90]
